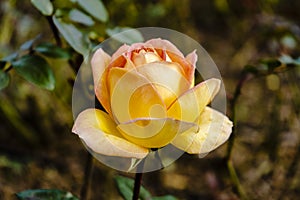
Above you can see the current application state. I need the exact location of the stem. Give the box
[46,16,62,47]
[225,72,252,199]
[80,153,93,200]
[227,160,248,200]
[132,159,145,200]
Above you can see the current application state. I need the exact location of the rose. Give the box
[72,38,232,159]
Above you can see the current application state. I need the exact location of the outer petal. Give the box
[167,78,221,123]
[167,51,195,84]
[117,117,198,148]
[136,62,191,107]
[111,44,130,61]
[91,48,111,88]
[72,109,149,159]
[171,107,233,154]
[186,50,198,67]
[91,48,112,113]
[108,67,166,123]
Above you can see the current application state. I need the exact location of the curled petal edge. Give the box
[72,109,149,159]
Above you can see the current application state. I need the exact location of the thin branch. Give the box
[46,16,62,47]
[132,159,145,200]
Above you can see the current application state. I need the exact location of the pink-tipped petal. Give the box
[91,48,111,87]
[186,50,198,67]
[146,38,184,57]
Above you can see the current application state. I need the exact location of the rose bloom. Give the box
[72,38,232,159]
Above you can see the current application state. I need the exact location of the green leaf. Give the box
[114,176,152,200]
[77,0,108,22]
[152,195,178,200]
[16,189,79,200]
[53,16,90,56]
[106,27,144,44]
[35,43,72,59]
[31,0,54,16]
[0,71,10,90]
[12,55,55,90]
[69,8,95,26]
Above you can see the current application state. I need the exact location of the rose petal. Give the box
[108,67,166,123]
[136,62,191,107]
[111,44,130,61]
[186,50,198,67]
[146,38,184,58]
[117,117,198,148]
[91,49,112,113]
[72,109,149,159]
[91,48,111,88]
[167,51,195,84]
[167,78,221,123]
[131,50,162,66]
[171,107,233,154]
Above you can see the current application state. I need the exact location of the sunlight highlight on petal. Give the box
[167,78,221,123]
[117,117,198,148]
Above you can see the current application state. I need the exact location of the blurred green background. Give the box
[0,0,300,199]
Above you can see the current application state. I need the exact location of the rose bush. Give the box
[72,38,232,159]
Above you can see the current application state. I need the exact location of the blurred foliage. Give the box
[0,0,300,199]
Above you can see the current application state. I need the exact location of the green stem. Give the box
[227,160,248,200]
[132,159,145,200]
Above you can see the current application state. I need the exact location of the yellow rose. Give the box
[72,38,232,159]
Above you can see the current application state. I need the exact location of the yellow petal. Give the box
[72,109,149,159]
[132,50,162,66]
[136,62,190,107]
[117,118,198,148]
[108,67,166,123]
[167,78,221,123]
[171,107,233,154]
[91,48,112,114]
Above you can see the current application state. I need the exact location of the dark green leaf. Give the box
[12,55,55,90]
[261,59,282,71]
[152,195,178,200]
[106,27,144,44]
[53,16,90,56]
[77,0,108,22]
[31,0,54,16]
[69,9,95,26]
[35,43,72,59]
[114,175,152,200]
[0,71,10,90]
[243,65,259,75]
[16,189,79,200]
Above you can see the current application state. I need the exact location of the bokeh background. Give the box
[0,0,300,199]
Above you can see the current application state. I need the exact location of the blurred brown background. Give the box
[0,0,300,199]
